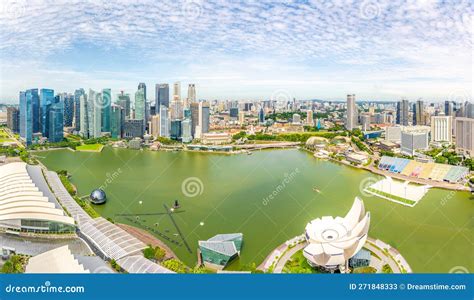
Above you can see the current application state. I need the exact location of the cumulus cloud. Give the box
[0,0,472,101]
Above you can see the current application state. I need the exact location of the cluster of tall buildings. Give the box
[13,82,210,145]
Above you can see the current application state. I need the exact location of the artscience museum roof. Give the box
[303,197,370,269]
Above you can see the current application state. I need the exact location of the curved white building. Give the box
[303,197,370,271]
[0,162,75,234]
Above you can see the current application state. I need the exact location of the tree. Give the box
[154,247,166,261]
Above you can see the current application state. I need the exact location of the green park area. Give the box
[283,249,321,274]
[76,143,104,152]
[0,128,15,143]
[366,187,416,206]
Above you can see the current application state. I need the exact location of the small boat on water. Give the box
[313,187,321,193]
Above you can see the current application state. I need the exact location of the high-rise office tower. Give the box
[135,87,146,122]
[48,100,64,143]
[39,88,54,136]
[431,116,452,143]
[7,107,20,133]
[63,94,74,127]
[79,94,89,138]
[238,111,245,124]
[413,100,425,125]
[155,84,169,112]
[173,82,181,101]
[259,107,265,124]
[150,115,160,137]
[190,102,199,137]
[181,119,192,143]
[19,91,32,145]
[74,89,85,132]
[444,101,453,116]
[93,92,102,138]
[306,109,313,125]
[159,105,170,138]
[201,101,210,135]
[455,118,474,157]
[101,88,112,132]
[345,94,358,130]
[187,84,196,108]
[117,91,131,119]
[110,104,124,139]
[138,83,146,100]
[465,101,474,119]
[170,99,183,120]
[170,119,182,140]
[396,99,409,126]
[229,107,239,119]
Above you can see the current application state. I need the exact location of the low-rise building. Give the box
[201,132,232,145]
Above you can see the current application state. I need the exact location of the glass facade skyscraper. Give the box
[74,89,85,131]
[155,84,169,112]
[49,101,64,143]
[19,91,32,145]
[111,104,124,139]
[40,88,54,136]
[63,94,74,127]
[101,88,112,132]
[135,87,146,122]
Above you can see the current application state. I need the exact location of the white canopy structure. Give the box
[26,246,89,273]
[0,162,75,234]
[303,197,370,270]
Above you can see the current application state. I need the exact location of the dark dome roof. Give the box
[90,189,107,204]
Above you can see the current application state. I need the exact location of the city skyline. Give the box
[0,0,472,102]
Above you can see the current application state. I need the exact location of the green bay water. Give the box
[36,147,473,273]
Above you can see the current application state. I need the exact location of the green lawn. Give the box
[76,144,104,152]
[366,187,416,206]
[353,266,377,274]
[0,138,15,143]
[283,249,321,274]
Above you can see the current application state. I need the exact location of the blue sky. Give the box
[0,0,472,103]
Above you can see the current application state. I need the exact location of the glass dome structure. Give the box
[90,189,107,205]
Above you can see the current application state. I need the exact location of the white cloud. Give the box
[0,0,472,102]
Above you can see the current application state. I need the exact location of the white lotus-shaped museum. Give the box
[303,197,370,270]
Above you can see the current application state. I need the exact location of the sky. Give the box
[0,0,472,103]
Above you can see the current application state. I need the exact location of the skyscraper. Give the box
[48,100,64,143]
[73,89,84,132]
[7,107,19,133]
[170,119,182,140]
[345,94,357,130]
[455,118,474,157]
[111,104,124,139]
[19,91,32,145]
[93,92,102,138]
[117,91,131,119]
[258,107,265,124]
[444,100,453,117]
[150,115,160,137]
[190,102,199,137]
[413,100,424,125]
[187,84,196,108]
[63,93,74,127]
[181,119,192,143]
[155,84,169,112]
[40,88,54,136]
[396,99,409,126]
[159,105,170,138]
[79,94,89,138]
[201,101,210,135]
[30,89,40,134]
[138,82,147,100]
[135,87,146,122]
[173,82,181,101]
[101,88,112,132]
[306,109,313,126]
